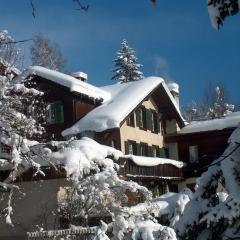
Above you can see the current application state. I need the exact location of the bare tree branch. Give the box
[73,0,89,11]
[30,0,36,18]
[0,39,32,46]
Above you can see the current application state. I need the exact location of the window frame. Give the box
[189,145,199,163]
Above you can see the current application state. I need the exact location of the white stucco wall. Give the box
[0,178,70,240]
[120,98,164,153]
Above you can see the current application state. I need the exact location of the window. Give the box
[139,109,143,128]
[111,140,116,148]
[152,146,158,157]
[47,101,64,124]
[136,107,146,129]
[189,145,198,163]
[159,147,168,158]
[140,142,148,156]
[127,113,135,127]
[152,112,159,133]
[125,141,136,155]
[129,143,133,155]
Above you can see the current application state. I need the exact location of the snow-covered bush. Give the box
[46,137,178,239]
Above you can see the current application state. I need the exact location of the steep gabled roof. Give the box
[16,66,110,101]
[178,112,240,135]
[62,77,185,136]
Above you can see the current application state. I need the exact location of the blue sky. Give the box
[1,0,240,107]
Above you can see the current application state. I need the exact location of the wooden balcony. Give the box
[118,157,183,180]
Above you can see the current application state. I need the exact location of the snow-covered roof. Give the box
[167,82,179,94]
[16,66,109,101]
[123,155,184,168]
[178,112,240,134]
[62,77,184,136]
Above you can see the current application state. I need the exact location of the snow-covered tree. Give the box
[0,30,47,225]
[30,34,64,71]
[182,83,235,121]
[112,39,143,83]
[175,127,240,240]
[205,84,235,119]
[47,137,178,239]
[0,30,22,75]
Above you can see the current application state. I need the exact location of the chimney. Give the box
[167,82,179,107]
[70,72,88,82]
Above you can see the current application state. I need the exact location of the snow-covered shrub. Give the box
[48,137,179,239]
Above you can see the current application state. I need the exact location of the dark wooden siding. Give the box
[95,129,122,150]
[165,128,234,177]
[27,76,99,140]
[118,157,183,179]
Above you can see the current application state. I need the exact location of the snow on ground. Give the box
[129,189,192,224]
[123,155,184,168]
[62,77,184,136]
[16,66,110,101]
[179,111,240,134]
[132,219,177,240]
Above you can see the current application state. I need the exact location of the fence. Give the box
[27,226,97,240]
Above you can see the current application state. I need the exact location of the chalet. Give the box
[17,66,185,191]
[0,66,187,239]
[1,65,238,239]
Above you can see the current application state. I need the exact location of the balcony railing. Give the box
[118,157,183,179]
[27,227,97,240]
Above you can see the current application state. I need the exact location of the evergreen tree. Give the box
[112,39,143,83]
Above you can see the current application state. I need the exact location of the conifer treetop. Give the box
[112,39,143,83]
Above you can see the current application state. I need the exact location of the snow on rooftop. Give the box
[167,82,179,94]
[17,66,109,101]
[123,155,184,168]
[62,77,164,136]
[179,112,240,134]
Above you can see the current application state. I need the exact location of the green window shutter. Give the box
[55,101,64,123]
[157,113,161,133]
[50,103,56,123]
[159,148,166,158]
[146,109,153,131]
[125,141,129,155]
[156,147,160,158]
[136,143,141,156]
[164,147,169,158]
[136,108,141,127]
[148,146,153,157]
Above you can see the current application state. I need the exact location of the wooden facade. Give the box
[27,76,100,140]
[165,128,234,178]
[118,157,183,179]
